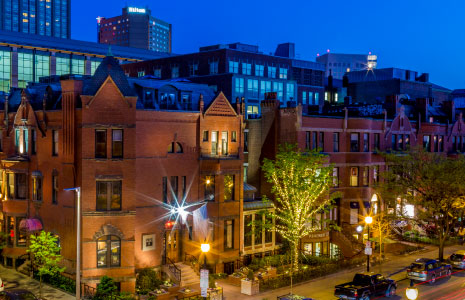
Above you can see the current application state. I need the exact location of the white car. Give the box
[0,278,3,292]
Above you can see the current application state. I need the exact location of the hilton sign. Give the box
[128,7,146,14]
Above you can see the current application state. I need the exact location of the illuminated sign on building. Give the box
[128,7,146,13]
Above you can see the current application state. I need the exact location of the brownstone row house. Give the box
[0,55,245,292]
[245,93,465,257]
[1,54,464,293]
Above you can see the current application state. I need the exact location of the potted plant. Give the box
[208,276,223,300]
[160,279,180,294]
[148,288,169,300]
[241,270,259,295]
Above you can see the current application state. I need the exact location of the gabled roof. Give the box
[83,55,136,97]
[205,92,237,116]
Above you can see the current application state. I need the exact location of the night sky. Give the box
[72,0,465,89]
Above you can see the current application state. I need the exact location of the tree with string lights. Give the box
[262,144,337,273]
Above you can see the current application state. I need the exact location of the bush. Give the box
[94,276,118,300]
[259,257,366,292]
[210,273,227,279]
[136,268,162,294]
[33,273,75,293]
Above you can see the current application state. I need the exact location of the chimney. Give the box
[199,94,204,112]
[442,100,456,122]
[235,97,240,114]
[4,94,8,129]
[416,98,429,122]
[385,95,400,116]
[342,74,349,88]
[241,97,245,116]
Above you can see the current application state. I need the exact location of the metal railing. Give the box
[184,252,199,273]
[82,283,96,298]
[164,256,181,283]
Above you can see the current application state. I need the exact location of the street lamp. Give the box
[406,280,419,300]
[364,216,373,272]
[356,225,363,233]
[200,242,210,299]
[64,187,81,300]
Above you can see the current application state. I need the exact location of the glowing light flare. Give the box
[365,216,373,225]
[201,243,210,253]
[356,225,363,233]
[406,286,418,300]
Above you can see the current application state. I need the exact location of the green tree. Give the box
[261,144,336,281]
[379,147,465,260]
[28,231,64,298]
[94,275,118,300]
[370,212,394,258]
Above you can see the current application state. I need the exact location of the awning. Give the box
[243,183,257,192]
[19,218,43,232]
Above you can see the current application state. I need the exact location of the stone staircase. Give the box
[17,259,32,276]
[175,262,200,287]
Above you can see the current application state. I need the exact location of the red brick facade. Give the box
[0,57,243,292]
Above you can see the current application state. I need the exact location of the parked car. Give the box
[334,272,397,300]
[0,278,3,292]
[0,290,38,299]
[448,250,465,269]
[407,258,452,284]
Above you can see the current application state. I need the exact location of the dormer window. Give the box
[15,127,28,155]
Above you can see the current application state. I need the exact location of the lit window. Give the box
[96,181,122,211]
[350,167,359,187]
[97,235,121,268]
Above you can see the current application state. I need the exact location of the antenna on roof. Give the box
[107,45,113,57]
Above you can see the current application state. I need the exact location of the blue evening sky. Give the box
[72,0,465,89]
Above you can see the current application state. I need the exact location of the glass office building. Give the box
[0,0,70,38]
[0,29,170,93]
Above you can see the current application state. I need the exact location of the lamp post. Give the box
[200,242,210,299]
[364,216,373,272]
[406,280,419,300]
[65,187,81,300]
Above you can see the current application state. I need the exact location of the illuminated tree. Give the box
[370,212,394,258]
[28,231,64,298]
[262,144,336,271]
[379,147,465,260]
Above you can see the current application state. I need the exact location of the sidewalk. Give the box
[219,243,458,300]
[0,265,75,300]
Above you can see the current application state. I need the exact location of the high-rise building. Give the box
[0,0,70,38]
[316,52,377,80]
[97,6,171,53]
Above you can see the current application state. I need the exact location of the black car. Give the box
[0,289,38,299]
[334,272,397,300]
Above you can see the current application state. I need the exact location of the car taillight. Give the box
[354,291,358,297]
[407,269,411,272]
[421,271,427,274]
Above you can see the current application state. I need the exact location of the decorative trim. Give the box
[82,210,136,217]
[93,224,125,241]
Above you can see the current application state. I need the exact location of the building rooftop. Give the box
[0,29,171,61]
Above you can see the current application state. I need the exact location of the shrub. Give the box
[211,273,227,279]
[136,268,162,294]
[94,276,118,300]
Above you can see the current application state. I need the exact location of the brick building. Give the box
[246,92,465,257]
[121,42,325,118]
[0,55,244,292]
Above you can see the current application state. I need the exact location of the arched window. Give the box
[175,142,183,153]
[168,143,174,153]
[97,235,121,268]
[168,142,183,154]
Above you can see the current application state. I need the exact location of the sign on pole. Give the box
[365,247,372,256]
[365,241,371,248]
[200,269,209,297]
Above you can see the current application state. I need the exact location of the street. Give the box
[224,244,465,300]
